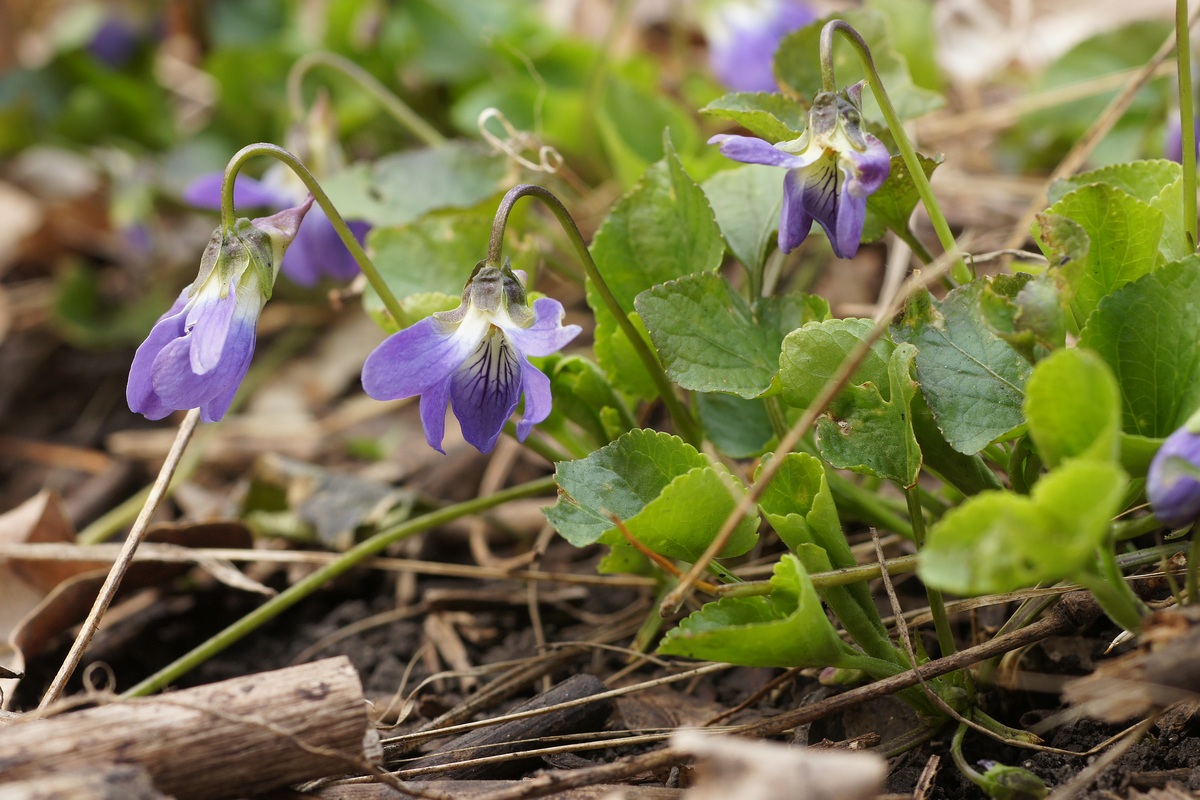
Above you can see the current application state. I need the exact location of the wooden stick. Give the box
[0,657,378,800]
[39,408,201,708]
[394,674,613,780]
[0,765,167,800]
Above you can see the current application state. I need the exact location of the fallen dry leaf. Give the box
[1063,606,1200,722]
[0,491,254,706]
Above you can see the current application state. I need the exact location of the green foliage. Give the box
[700,93,806,142]
[636,273,819,399]
[364,208,503,329]
[1079,257,1200,440]
[862,153,942,243]
[978,272,1068,362]
[696,393,775,458]
[544,429,758,573]
[1024,349,1121,468]
[658,555,849,668]
[702,164,783,275]
[1032,184,1166,327]
[893,281,1031,455]
[540,355,636,450]
[1001,21,1171,170]
[320,142,513,228]
[588,138,726,398]
[774,8,943,120]
[919,459,1127,595]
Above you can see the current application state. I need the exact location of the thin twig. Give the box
[728,591,1099,740]
[661,239,968,616]
[39,408,201,708]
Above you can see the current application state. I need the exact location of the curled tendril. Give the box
[478,107,564,174]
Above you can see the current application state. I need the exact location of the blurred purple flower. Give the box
[183,174,369,287]
[703,0,815,92]
[127,200,311,422]
[361,264,581,454]
[710,83,890,258]
[1165,115,1200,163]
[88,16,144,68]
[1147,409,1200,527]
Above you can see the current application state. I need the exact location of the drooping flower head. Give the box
[361,263,581,454]
[710,82,890,258]
[183,95,370,287]
[1147,408,1200,527]
[701,0,815,93]
[127,199,312,423]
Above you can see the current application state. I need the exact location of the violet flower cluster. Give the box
[361,264,581,454]
[127,200,311,423]
[710,83,890,258]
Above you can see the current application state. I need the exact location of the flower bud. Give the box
[127,198,312,422]
[1147,409,1200,527]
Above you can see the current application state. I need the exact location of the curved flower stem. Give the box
[40,409,201,708]
[486,183,702,447]
[122,475,557,697]
[1178,0,1198,249]
[220,143,407,326]
[819,21,969,285]
[286,51,446,147]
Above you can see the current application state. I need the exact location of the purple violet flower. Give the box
[361,264,581,454]
[127,199,312,423]
[1147,409,1200,527]
[710,83,891,258]
[703,0,816,93]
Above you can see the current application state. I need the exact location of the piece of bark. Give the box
[0,656,379,800]
[0,765,166,800]
[308,780,683,799]
[393,673,613,780]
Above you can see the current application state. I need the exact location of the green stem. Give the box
[122,476,557,697]
[1114,512,1168,541]
[950,724,987,788]
[906,486,957,657]
[220,143,407,327]
[1078,546,1149,633]
[286,52,446,147]
[819,21,969,284]
[894,225,935,266]
[486,184,702,446]
[1178,0,1198,249]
